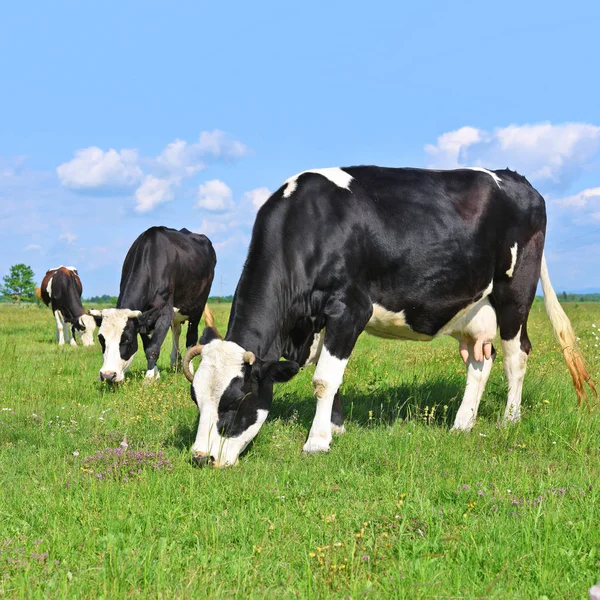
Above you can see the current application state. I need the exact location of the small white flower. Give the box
[99,416,104,421]
[479,433,487,437]
[552,441,556,445]
[120,438,128,449]
[576,337,581,341]
[1,408,12,411]
[73,451,79,457]
[31,413,38,418]
[507,489,511,493]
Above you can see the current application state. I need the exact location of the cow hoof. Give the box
[303,437,331,453]
[331,423,345,435]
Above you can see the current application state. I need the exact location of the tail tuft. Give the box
[540,254,597,405]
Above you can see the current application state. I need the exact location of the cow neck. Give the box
[225,276,289,360]
[116,280,146,311]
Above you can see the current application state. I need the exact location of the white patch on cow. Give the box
[303,347,348,453]
[366,305,433,341]
[191,339,250,466]
[465,167,502,188]
[50,265,77,272]
[78,314,96,346]
[304,329,325,366]
[506,243,518,277]
[501,327,527,424]
[366,281,494,343]
[46,276,53,299]
[96,308,142,382]
[282,167,353,198]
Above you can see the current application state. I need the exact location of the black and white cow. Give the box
[184,166,595,467]
[38,266,96,346]
[90,226,216,383]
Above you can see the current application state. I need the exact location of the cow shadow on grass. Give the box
[166,373,514,452]
[269,376,464,430]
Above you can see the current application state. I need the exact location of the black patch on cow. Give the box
[98,333,106,354]
[119,319,139,361]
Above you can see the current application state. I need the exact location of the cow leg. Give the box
[493,233,542,424]
[501,327,530,423]
[68,324,78,347]
[54,310,65,345]
[303,329,344,434]
[170,320,182,368]
[303,294,371,453]
[452,343,495,431]
[331,391,345,435]
[143,309,174,380]
[185,317,200,349]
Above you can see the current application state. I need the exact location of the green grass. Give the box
[1,301,599,599]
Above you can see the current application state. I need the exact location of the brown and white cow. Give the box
[38,266,96,346]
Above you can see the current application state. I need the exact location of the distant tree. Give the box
[84,294,118,305]
[561,291,567,301]
[1,264,36,303]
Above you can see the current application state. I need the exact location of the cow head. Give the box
[89,308,142,383]
[184,332,298,467]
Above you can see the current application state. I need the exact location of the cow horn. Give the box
[242,351,256,365]
[183,344,204,383]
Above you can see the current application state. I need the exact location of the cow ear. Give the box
[258,360,300,383]
[88,309,103,327]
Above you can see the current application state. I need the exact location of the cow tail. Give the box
[540,253,596,405]
[203,305,222,338]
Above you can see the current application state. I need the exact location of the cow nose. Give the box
[100,371,117,383]
[191,454,214,468]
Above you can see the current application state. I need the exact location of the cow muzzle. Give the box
[99,371,118,384]
[191,452,214,468]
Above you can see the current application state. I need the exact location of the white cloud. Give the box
[156,139,206,177]
[56,147,142,190]
[425,122,600,188]
[555,186,600,209]
[196,179,233,211]
[134,176,174,213]
[196,130,249,160]
[25,244,42,251]
[56,130,249,214]
[243,187,271,212]
[196,218,235,236]
[59,232,77,244]
[424,127,481,169]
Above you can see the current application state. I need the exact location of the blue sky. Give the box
[2,0,600,296]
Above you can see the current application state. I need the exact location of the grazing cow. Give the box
[38,266,96,346]
[90,226,216,383]
[183,166,596,467]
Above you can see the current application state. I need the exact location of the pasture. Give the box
[1,300,599,599]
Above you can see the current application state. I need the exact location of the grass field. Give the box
[1,300,599,599]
